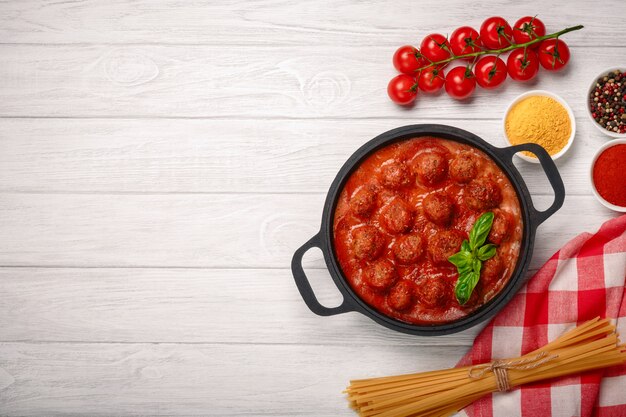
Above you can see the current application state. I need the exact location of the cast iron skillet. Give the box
[291,124,565,335]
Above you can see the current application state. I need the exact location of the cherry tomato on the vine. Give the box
[388,74,418,105]
[420,34,451,65]
[450,26,482,61]
[474,56,507,89]
[445,66,476,100]
[538,39,570,71]
[418,66,446,93]
[507,48,539,82]
[393,45,428,74]
[513,16,546,48]
[480,17,513,49]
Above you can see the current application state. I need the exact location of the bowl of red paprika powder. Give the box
[590,139,626,212]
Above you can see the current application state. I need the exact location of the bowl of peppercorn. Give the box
[587,67,626,137]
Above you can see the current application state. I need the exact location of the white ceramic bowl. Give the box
[589,138,626,212]
[586,66,626,138]
[502,90,576,163]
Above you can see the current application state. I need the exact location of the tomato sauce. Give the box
[332,137,523,325]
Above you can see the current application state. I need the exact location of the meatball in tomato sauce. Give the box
[380,198,413,234]
[488,209,512,245]
[380,161,413,189]
[481,254,504,286]
[363,259,396,291]
[393,234,423,264]
[465,177,502,210]
[423,192,454,226]
[449,153,478,183]
[416,277,448,308]
[428,230,464,265]
[352,226,384,260]
[387,280,415,311]
[350,186,377,217]
[414,151,448,186]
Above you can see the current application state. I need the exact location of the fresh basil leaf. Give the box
[469,212,495,250]
[457,264,473,277]
[450,213,499,305]
[448,251,472,268]
[477,244,497,261]
[455,270,480,305]
[473,258,481,274]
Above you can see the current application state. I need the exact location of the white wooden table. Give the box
[0,1,624,415]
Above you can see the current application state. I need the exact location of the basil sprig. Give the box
[448,212,496,305]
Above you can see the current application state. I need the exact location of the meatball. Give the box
[414,152,448,186]
[393,234,424,264]
[351,186,377,217]
[481,254,504,285]
[363,259,396,291]
[488,209,511,245]
[449,154,478,183]
[428,230,464,265]
[416,277,448,308]
[459,282,483,308]
[352,226,384,260]
[380,198,413,234]
[388,280,416,311]
[380,161,413,189]
[423,192,454,226]
[465,178,502,211]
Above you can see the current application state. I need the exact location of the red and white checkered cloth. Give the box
[457,214,626,417]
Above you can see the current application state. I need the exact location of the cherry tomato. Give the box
[506,48,539,82]
[480,17,513,49]
[445,66,476,100]
[417,66,446,93]
[388,74,417,105]
[538,39,570,71]
[450,26,482,61]
[393,45,428,74]
[474,56,507,89]
[513,16,546,48]
[420,34,451,65]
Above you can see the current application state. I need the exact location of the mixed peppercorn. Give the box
[589,69,626,134]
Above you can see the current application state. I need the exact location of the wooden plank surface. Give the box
[0,342,467,416]
[0,193,614,269]
[0,45,623,119]
[0,267,480,346]
[0,0,623,416]
[0,118,610,194]
[0,0,621,46]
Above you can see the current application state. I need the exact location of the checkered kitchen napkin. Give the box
[457,214,626,417]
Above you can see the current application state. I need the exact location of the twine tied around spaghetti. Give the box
[468,351,559,392]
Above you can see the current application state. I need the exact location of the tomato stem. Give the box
[413,24,583,73]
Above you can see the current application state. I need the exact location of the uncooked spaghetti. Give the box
[345,318,626,417]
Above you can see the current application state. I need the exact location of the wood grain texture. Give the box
[0,1,623,415]
[0,342,467,416]
[0,44,623,118]
[0,0,622,46]
[0,193,616,269]
[0,267,480,346]
[0,117,610,194]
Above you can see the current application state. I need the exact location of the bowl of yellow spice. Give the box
[503,90,575,163]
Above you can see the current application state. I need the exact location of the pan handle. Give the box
[502,143,565,226]
[291,233,354,316]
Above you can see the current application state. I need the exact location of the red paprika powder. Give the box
[593,144,626,207]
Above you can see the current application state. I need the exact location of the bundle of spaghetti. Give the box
[345,317,626,417]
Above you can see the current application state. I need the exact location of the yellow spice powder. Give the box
[505,96,571,157]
